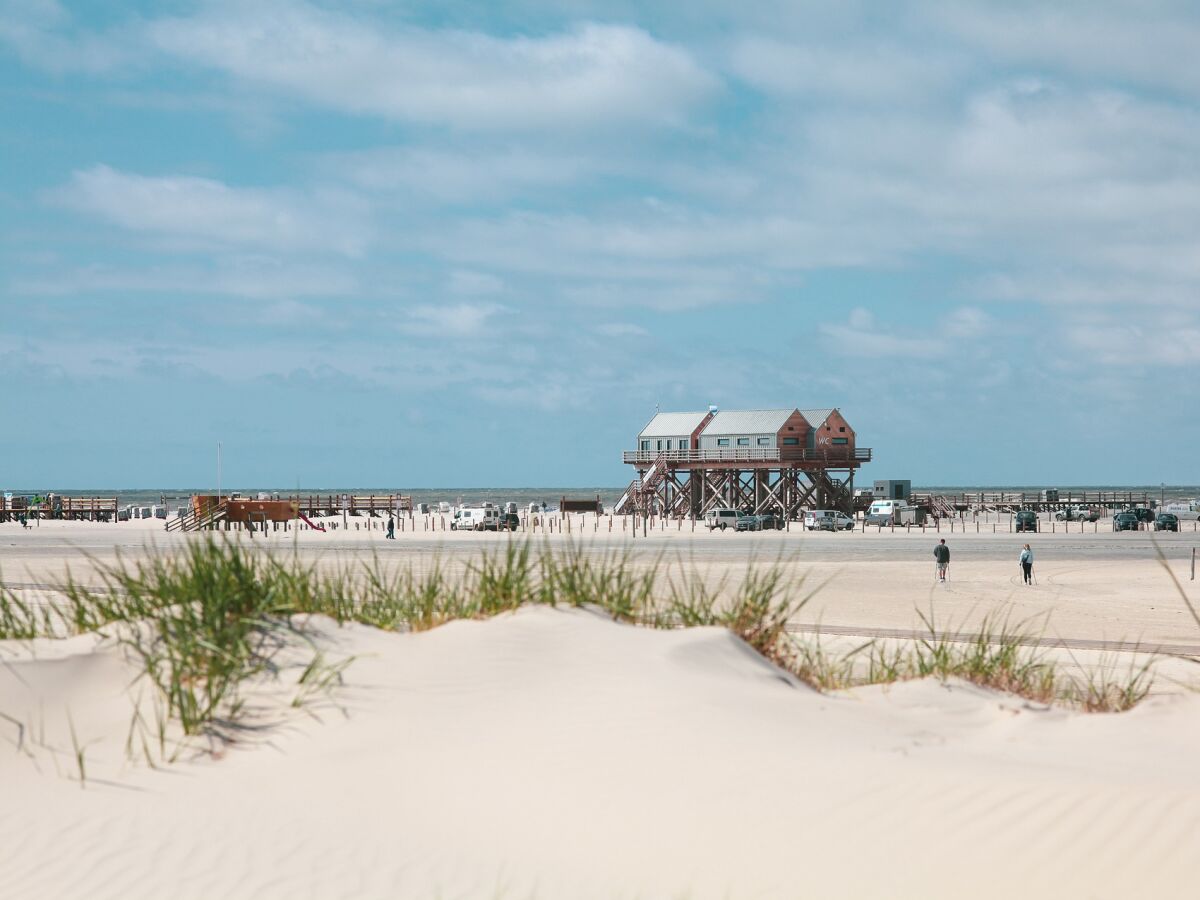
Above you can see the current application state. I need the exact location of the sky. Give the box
[2,0,1198,489]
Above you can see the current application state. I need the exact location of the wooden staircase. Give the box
[929,494,957,519]
[165,502,228,532]
[614,454,668,514]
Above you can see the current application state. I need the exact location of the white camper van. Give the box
[866,499,920,525]
[1164,500,1200,521]
[451,506,500,531]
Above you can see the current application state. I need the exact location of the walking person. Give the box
[386,514,395,540]
[1019,543,1034,585]
[933,538,950,582]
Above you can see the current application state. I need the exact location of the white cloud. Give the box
[145,3,717,131]
[729,36,960,103]
[0,0,135,74]
[330,146,599,203]
[47,165,370,257]
[595,322,648,338]
[820,312,912,358]
[1064,310,1200,366]
[931,2,1200,100]
[403,302,510,338]
[447,270,505,295]
[822,305,995,357]
[12,258,357,300]
[942,307,990,339]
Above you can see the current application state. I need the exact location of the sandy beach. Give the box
[2,518,1200,898]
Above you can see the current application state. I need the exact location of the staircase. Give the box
[614,454,668,515]
[929,494,957,519]
[165,502,229,533]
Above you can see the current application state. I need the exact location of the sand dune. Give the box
[2,605,1199,899]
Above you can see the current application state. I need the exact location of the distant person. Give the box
[933,538,950,582]
[1019,544,1034,585]
[386,515,395,539]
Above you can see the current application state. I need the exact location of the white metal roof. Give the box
[799,408,835,428]
[701,409,796,436]
[638,411,711,438]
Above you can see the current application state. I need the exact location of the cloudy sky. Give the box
[2,0,1197,489]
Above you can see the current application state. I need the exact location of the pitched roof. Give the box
[799,408,835,428]
[638,411,711,438]
[701,409,796,436]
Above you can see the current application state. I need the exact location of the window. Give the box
[717,438,730,447]
[657,440,663,451]
[757,437,770,446]
[783,437,799,445]
[832,438,848,445]
[737,438,750,446]
[640,440,650,451]
[665,440,672,450]
[839,426,846,433]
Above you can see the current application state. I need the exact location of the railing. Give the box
[912,490,1151,508]
[622,447,871,464]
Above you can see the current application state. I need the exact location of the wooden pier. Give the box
[912,490,1153,517]
[1,495,119,522]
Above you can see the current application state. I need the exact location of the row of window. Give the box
[714,437,778,447]
[640,435,851,450]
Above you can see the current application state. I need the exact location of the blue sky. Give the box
[2,0,1198,489]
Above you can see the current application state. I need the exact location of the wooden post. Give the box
[1192,547,1195,581]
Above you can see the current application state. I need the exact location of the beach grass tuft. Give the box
[0,535,1189,755]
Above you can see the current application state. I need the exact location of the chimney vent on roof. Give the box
[708,404,719,413]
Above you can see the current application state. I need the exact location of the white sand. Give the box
[3,519,1200,897]
[2,605,1200,899]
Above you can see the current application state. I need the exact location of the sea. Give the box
[7,484,1199,511]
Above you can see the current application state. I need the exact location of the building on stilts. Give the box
[614,406,870,518]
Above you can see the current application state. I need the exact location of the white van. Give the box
[451,506,500,531]
[706,508,748,531]
[866,500,919,525]
[803,509,855,531]
[1164,500,1200,521]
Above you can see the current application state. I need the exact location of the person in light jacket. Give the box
[1019,544,1034,585]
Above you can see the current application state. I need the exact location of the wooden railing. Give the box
[622,447,871,465]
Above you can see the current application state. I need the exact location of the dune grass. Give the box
[0,536,1186,748]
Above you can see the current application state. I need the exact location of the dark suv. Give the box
[1154,512,1179,532]
[1014,510,1038,533]
[1113,511,1140,532]
[756,513,785,531]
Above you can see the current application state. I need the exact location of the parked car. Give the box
[1154,512,1179,532]
[736,513,763,532]
[1113,511,1140,532]
[1054,506,1094,522]
[499,512,520,531]
[1014,510,1038,533]
[754,512,786,530]
[804,509,856,531]
[706,508,745,531]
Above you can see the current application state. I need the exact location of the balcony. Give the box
[622,447,871,465]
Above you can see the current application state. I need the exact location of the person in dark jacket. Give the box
[933,539,950,582]
[386,515,395,539]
